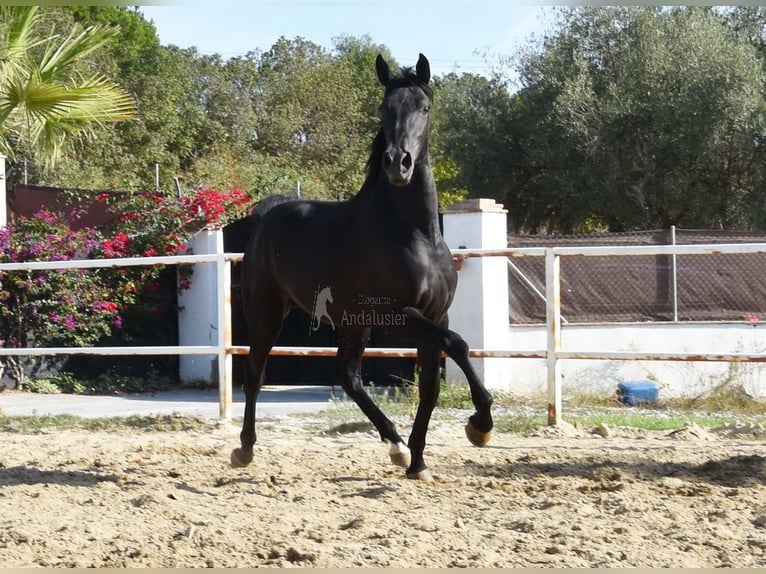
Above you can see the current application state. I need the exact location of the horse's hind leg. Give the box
[334,328,409,468]
[231,290,286,468]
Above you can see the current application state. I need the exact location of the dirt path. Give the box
[1,415,765,567]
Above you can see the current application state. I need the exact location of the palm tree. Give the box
[0,6,136,167]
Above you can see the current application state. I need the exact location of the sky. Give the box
[139,1,556,83]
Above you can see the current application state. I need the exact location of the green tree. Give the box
[512,6,766,232]
[432,72,515,211]
[0,6,136,168]
[334,34,394,130]
[36,7,203,192]
[48,32,389,201]
[251,37,362,198]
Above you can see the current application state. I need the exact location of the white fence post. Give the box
[217,255,233,419]
[178,229,224,385]
[0,154,7,228]
[442,198,511,389]
[545,249,562,426]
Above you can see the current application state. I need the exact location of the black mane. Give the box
[360,129,386,194]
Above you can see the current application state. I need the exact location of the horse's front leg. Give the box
[405,343,442,481]
[401,307,494,447]
[334,328,410,468]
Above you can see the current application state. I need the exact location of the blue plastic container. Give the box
[617,380,659,406]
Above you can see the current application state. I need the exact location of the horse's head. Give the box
[375,53,432,187]
[320,286,333,304]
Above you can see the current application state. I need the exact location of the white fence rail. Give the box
[3,243,766,423]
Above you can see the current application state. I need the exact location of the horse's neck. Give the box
[383,161,441,240]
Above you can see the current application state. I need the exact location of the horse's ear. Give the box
[416,53,430,84]
[376,54,391,87]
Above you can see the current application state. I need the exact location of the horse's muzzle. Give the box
[384,150,414,186]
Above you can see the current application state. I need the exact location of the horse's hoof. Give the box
[388,442,411,468]
[230,448,252,468]
[406,468,434,482]
[465,422,492,447]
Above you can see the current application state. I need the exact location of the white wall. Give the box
[491,321,766,399]
[442,199,512,388]
[177,230,222,384]
[441,197,766,401]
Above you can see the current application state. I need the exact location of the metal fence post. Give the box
[217,254,233,419]
[545,248,562,426]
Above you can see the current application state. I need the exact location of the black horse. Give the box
[231,54,494,480]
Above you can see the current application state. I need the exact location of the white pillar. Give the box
[442,198,511,390]
[178,229,223,384]
[0,154,7,228]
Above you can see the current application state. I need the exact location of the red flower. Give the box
[102,232,132,258]
[119,212,139,222]
[230,188,250,205]
[93,300,119,313]
[162,242,188,255]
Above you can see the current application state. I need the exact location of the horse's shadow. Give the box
[469,453,766,489]
[0,465,119,487]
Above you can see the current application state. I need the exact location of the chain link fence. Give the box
[508,229,766,324]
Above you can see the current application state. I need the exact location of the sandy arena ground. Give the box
[0,413,765,567]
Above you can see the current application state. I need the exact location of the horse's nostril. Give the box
[402,152,412,171]
[384,152,394,167]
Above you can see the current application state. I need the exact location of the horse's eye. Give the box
[423,106,431,115]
